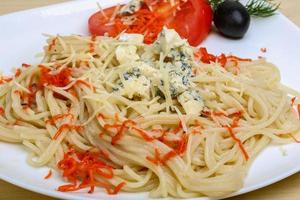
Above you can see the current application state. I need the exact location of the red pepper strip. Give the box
[146,148,161,165]
[146,156,158,165]
[291,97,296,106]
[88,169,95,193]
[104,124,122,130]
[77,179,90,190]
[110,182,126,195]
[203,110,242,119]
[260,48,267,53]
[297,104,300,119]
[95,166,114,179]
[202,111,226,117]
[20,73,38,106]
[111,120,136,145]
[191,129,201,135]
[147,147,179,165]
[78,60,90,67]
[97,113,106,120]
[22,63,31,68]
[0,107,4,115]
[111,8,167,44]
[38,65,72,88]
[232,117,240,128]
[15,69,21,77]
[99,132,105,139]
[224,126,249,161]
[58,157,78,177]
[154,148,161,162]
[175,134,188,155]
[89,35,97,53]
[157,131,168,144]
[0,77,13,85]
[132,127,154,141]
[195,48,251,67]
[152,129,165,137]
[44,170,52,179]
[95,181,126,195]
[53,124,82,140]
[114,113,120,122]
[66,88,77,98]
[94,181,112,192]
[99,148,110,159]
[48,37,58,51]
[110,0,181,44]
[216,53,227,67]
[57,184,78,192]
[57,151,120,194]
[193,120,203,128]
[194,47,216,64]
[230,111,243,117]
[226,55,252,62]
[158,131,188,156]
[75,79,96,92]
[161,150,177,164]
[172,121,183,134]
[46,113,74,124]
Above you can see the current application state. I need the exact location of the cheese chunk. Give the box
[116,45,139,64]
[138,62,159,77]
[120,75,150,99]
[178,90,204,115]
[156,28,186,54]
[119,33,144,44]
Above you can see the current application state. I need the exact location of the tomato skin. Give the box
[88,0,213,46]
[167,0,213,46]
[88,7,117,36]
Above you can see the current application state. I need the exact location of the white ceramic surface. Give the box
[0,0,300,199]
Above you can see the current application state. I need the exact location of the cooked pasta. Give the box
[0,28,299,198]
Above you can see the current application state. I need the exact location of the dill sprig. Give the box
[208,0,279,17]
[246,0,280,17]
[208,0,224,10]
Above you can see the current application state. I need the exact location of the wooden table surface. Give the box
[0,0,300,200]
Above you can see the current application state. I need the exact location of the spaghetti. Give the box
[0,28,299,198]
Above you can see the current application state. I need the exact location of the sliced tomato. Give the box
[166,0,213,46]
[88,0,213,46]
[88,7,121,36]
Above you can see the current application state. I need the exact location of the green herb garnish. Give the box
[208,0,224,10]
[208,0,280,17]
[246,0,280,17]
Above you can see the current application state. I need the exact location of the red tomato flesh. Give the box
[88,0,213,46]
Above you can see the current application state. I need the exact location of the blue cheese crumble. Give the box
[178,90,204,115]
[111,28,204,114]
[119,0,143,15]
[120,68,150,99]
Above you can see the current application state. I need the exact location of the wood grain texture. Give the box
[0,1,299,200]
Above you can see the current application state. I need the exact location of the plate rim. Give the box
[0,0,300,200]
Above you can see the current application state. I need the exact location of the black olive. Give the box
[214,0,250,38]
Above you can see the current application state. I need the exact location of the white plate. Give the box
[0,0,300,199]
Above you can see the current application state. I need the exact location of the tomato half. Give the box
[88,0,213,46]
[166,0,213,46]
[88,7,121,36]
